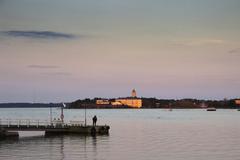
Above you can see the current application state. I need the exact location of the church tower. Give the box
[131,89,137,98]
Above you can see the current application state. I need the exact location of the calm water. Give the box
[0,108,240,160]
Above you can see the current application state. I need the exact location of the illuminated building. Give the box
[114,89,142,108]
[96,89,142,108]
[96,99,110,105]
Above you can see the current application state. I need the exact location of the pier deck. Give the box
[0,119,110,138]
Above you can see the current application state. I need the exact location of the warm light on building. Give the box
[115,89,142,108]
[111,101,122,105]
[96,99,110,105]
[235,99,240,105]
[95,89,142,108]
[115,98,142,108]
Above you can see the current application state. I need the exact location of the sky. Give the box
[0,0,240,102]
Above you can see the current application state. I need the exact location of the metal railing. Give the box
[0,118,85,128]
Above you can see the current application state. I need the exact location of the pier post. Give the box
[8,119,10,127]
[84,104,87,126]
[50,107,53,126]
[37,120,39,128]
[27,120,30,127]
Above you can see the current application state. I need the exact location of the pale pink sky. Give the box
[0,0,240,102]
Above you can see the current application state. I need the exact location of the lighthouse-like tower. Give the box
[114,89,142,108]
[131,89,137,98]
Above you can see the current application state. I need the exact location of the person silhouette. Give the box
[92,115,97,126]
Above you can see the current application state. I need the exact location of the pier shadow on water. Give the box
[0,133,110,160]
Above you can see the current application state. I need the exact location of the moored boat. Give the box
[206,107,216,111]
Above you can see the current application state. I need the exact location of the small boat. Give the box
[206,107,216,111]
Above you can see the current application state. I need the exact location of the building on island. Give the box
[235,99,240,105]
[113,89,142,108]
[131,89,137,97]
[111,101,122,106]
[96,99,110,105]
[114,98,142,108]
[95,89,142,108]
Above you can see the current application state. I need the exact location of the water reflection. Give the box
[1,109,240,160]
[0,134,109,160]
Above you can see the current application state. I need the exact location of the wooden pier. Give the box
[0,119,110,139]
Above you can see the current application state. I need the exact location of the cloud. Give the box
[28,65,60,69]
[171,38,226,46]
[41,72,71,76]
[228,48,240,54]
[1,30,76,39]
[200,39,225,45]
[27,65,71,76]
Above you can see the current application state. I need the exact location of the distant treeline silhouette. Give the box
[141,98,237,109]
[69,98,239,109]
[0,103,61,108]
[0,98,238,109]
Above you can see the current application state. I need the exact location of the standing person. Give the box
[92,115,97,126]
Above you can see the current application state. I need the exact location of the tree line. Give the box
[69,98,239,109]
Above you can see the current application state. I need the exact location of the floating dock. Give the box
[0,119,110,139]
[0,128,19,139]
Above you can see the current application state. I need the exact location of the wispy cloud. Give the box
[171,38,226,46]
[41,72,71,76]
[27,65,71,76]
[28,65,60,69]
[228,48,240,54]
[1,30,76,39]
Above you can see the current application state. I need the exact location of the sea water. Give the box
[0,108,239,160]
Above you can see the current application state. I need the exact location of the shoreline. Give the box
[0,107,239,109]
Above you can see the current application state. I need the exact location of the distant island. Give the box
[68,89,239,109]
[0,89,239,109]
[68,97,239,109]
[0,103,60,108]
[0,98,239,109]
